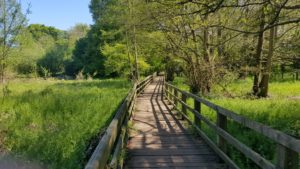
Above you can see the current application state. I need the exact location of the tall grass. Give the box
[0,79,131,169]
[171,77,300,168]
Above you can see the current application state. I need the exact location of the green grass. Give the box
[0,78,131,169]
[171,77,300,169]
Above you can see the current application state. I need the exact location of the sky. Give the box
[21,0,94,30]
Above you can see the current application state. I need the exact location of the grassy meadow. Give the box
[0,78,131,169]
[171,77,300,169]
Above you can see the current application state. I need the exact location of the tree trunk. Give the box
[0,0,6,84]
[252,31,264,95]
[252,8,265,95]
[281,64,285,80]
[0,48,4,84]
[127,0,139,81]
[203,23,209,62]
[217,26,223,58]
[202,15,213,95]
[216,14,223,59]
[133,30,139,81]
[258,26,275,97]
[133,20,139,81]
[125,31,134,80]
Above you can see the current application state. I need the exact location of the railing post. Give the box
[174,89,178,107]
[165,84,169,100]
[217,111,227,153]
[169,86,173,103]
[276,144,298,169]
[194,99,201,128]
[163,78,165,97]
[181,93,187,120]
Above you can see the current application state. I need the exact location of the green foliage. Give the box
[0,0,27,45]
[102,43,130,76]
[0,0,28,82]
[27,24,65,41]
[10,24,89,77]
[73,0,167,79]
[70,24,105,77]
[67,24,90,49]
[37,42,69,76]
[138,31,166,73]
[10,29,45,75]
[139,59,151,73]
[0,78,131,169]
[39,66,51,79]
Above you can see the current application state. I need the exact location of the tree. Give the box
[37,41,69,76]
[27,24,64,41]
[146,0,300,96]
[70,24,105,77]
[67,24,90,48]
[0,0,27,83]
[12,25,58,76]
[102,43,129,77]
[86,0,299,97]
[72,0,163,80]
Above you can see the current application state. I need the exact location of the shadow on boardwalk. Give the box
[125,77,226,169]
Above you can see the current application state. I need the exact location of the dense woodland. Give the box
[0,1,300,169]
[87,0,300,98]
[1,0,300,98]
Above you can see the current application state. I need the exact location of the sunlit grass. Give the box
[215,77,300,98]
[0,78,131,169]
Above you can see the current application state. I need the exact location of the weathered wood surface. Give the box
[126,77,226,169]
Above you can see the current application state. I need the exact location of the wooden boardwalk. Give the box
[126,77,226,169]
[85,75,299,169]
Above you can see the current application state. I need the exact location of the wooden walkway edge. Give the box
[125,77,226,169]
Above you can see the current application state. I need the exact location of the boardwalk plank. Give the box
[128,162,227,168]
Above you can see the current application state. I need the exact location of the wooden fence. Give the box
[84,75,154,169]
[164,81,300,169]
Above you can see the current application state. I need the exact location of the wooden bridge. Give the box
[85,75,300,169]
[126,77,225,168]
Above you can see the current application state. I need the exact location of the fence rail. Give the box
[85,75,154,169]
[164,81,300,169]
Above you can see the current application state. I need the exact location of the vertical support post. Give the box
[165,84,168,100]
[130,89,137,120]
[169,86,173,103]
[118,131,124,169]
[172,87,176,104]
[167,85,170,101]
[194,99,201,128]
[174,89,178,107]
[163,78,165,97]
[276,144,298,169]
[217,112,227,153]
[181,93,187,120]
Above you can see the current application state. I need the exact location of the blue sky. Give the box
[21,0,93,30]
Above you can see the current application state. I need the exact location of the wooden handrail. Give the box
[164,82,300,169]
[85,75,154,169]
